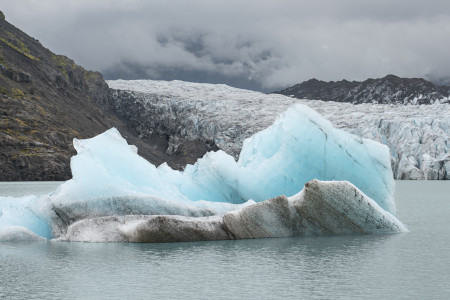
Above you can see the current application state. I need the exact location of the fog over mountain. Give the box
[2,1,450,91]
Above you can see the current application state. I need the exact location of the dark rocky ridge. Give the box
[111,89,220,170]
[274,75,450,105]
[0,12,207,181]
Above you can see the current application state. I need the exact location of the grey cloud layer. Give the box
[2,0,450,90]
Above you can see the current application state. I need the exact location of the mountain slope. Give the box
[0,12,194,180]
[274,75,450,105]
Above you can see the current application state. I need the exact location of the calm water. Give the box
[0,181,449,299]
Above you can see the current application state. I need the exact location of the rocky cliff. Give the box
[0,13,185,180]
[274,75,450,105]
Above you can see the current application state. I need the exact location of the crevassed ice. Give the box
[0,104,396,240]
[108,79,450,180]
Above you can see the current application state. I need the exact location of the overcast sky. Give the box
[2,0,450,91]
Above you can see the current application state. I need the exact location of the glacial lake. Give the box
[1,181,449,299]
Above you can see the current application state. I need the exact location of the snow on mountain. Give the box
[108,79,450,180]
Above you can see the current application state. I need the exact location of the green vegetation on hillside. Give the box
[52,54,72,79]
[12,88,25,98]
[83,70,101,81]
[0,30,40,61]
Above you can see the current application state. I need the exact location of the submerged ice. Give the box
[0,104,405,242]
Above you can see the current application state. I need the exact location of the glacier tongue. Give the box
[108,79,450,180]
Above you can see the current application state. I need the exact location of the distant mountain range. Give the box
[273,75,450,105]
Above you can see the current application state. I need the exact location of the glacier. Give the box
[108,79,450,180]
[0,104,406,242]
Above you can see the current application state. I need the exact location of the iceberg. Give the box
[0,104,405,242]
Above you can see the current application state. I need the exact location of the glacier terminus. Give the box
[109,80,450,180]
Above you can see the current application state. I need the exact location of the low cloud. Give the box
[3,0,450,90]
